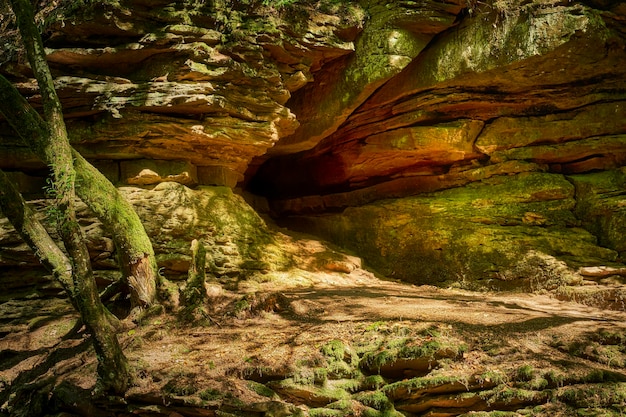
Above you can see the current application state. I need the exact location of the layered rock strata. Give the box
[252,0,626,287]
[0,183,292,292]
[1,0,625,289]
[0,0,364,185]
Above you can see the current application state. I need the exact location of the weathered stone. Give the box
[121,159,198,186]
[367,1,613,107]
[281,173,620,288]
[197,166,242,188]
[268,161,544,215]
[384,375,496,403]
[476,103,626,155]
[255,119,484,195]
[579,266,626,278]
[268,379,348,407]
[569,169,626,259]
[253,1,626,203]
[0,184,295,284]
[120,182,293,278]
[0,0,360,182]
[269,0,465,155]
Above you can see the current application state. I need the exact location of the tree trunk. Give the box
[0,171,129,393]
[6,0,130,394]
[0,172,127,390]
[0,74,158,307]
[73,152,158,307]
[0,169,74,294]
[0,75,159,307]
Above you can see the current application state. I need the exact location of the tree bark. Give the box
[0,74,158,307]
[0,169,74,294]
[0,171,128,392]
[73,152,158,307]
[6,0,130,394]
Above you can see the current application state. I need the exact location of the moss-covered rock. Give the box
[285,172,620,288]
[122,182,293,280]
[569,168,626,260]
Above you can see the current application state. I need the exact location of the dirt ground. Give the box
[1,246,626,416]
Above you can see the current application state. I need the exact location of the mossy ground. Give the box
[1,264,625,416]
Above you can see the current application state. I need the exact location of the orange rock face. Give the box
[1,0,625,287]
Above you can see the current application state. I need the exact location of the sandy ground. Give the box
[1,259,625,416]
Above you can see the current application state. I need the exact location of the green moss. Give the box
[309,408,344,417]
[517,364,535,382]
[383,375,461,397]
[477,370,509,386]
[596,329,626,347]
[558,383,626,409]
[327,360,359,379]
[360,407,404,417]
[334,378,361,393]
[199,388,223,401]
[315,386,351,403]
[321,340,347,362]
[583,369,626,384]
[233,297,251,316]
[480,386,543,406]
[569,169,626,254]
[247,381,277,398]
[326,398,354,411]
[362,375,386,390]
[314,367,329,384]
[362,338,465,371]
[419,325,442,338]
[353,390,392,411]
[365,321,386,332]
[545,370,566,388]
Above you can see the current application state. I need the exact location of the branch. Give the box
[0,169,74,294]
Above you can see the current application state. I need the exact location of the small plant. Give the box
[321,340,347,362]
[199,388,223,401]
[309,408,343,417]
[354,390,392,411]
[233,297,251,317]
[545,370,565,387]
[498,251,581,292]
[363,375,386,390]
[516,364,535,381]
[477,369,508,386]
[163,377,199,396]
[365,321,386,332]
[528,377,549,390]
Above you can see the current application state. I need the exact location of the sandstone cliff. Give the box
[1,0,625,292]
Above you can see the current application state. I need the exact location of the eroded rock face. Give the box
[0,0,363,185]
[0,183,293,291]
[1,0,625,289]
[252,0,626,286]
[254,1,626,199]
[266,0,465,156]
[282,171,624,288]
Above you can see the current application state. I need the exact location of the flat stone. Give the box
[121,160,198,186]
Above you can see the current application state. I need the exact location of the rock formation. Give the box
[1,0,625,290]
[252,0,626,287]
